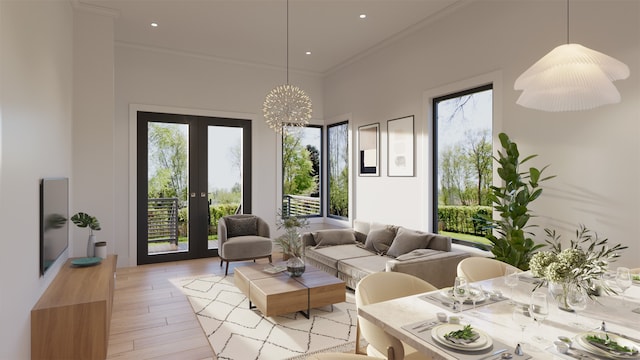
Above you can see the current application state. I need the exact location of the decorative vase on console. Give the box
[275,209,309,277]
[71,212,101,258]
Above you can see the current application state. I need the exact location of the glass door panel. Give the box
[146,122,189,256]
[207,126,244,250]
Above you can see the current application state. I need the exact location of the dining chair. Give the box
[217,214,273,275]
[456,256,521,282]
[355,272,436,360]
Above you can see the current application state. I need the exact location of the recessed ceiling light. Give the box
[305,51,311,55]
[151,22,158,27]
[359,14,366,19]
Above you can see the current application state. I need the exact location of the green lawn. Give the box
[440,231,492,246]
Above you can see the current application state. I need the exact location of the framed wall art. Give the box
[358,123,379,176]
[387,115,414,177]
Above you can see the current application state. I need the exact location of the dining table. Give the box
[357,272,640,360]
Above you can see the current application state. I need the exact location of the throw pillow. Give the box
[364,226,397,254]
[386,227,432,258]
[225,216,258,238]
[313,229,357,247]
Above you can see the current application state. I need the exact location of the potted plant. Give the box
[274,209,309,276]
[477,132,555,270]
[71,212,101,257]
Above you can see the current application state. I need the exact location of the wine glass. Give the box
[512,305,533,348]
[529,292,549,343]
[567,284,588,329]
[504,268,519,304]
[616,267,632,306]
[469,284,484,311]
[452,276,470,312]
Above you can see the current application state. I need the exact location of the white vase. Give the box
[87,234,96,257]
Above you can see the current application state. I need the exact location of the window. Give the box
[432,84,493,249]
[327,121,349,219]
[281,125,322,217]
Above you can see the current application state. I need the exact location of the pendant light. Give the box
[263,0,312,134]
[514,0,629,112]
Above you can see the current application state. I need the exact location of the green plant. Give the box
[274,209,309,258]
[530,224,627,297]
[71,212,101,235]
[477,132,555,270]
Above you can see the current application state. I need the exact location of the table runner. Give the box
[402,318,532,360]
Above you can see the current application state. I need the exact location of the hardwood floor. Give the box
[106,256,275,360]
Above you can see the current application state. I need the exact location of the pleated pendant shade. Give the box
[515,43,630,112]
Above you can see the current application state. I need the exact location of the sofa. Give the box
[302,220,471,289]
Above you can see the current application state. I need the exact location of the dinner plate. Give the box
[71,257,102,267]
[440,287,486,304]
[431,324,492,351]
[576,332,640,359]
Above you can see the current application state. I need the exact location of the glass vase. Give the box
[548,281,574,312]
[285,232,305,277]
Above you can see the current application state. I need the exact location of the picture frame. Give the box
[358,123,379,176]
[387,115,414,177]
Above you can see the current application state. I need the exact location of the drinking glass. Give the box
[470,284,484,311]
[567,284,588,329]
[452,276,470,312]
[504,268,519,304]
[512,305,533,347]
[529,292,549,343]
[616,267,632,306]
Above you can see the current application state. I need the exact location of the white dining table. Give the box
[357,273,640,360]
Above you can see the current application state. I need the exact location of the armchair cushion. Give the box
[313,229,357,247]
[386,227,432,258]
[225,216,258,238]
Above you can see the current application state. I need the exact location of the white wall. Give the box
[324,0,640,267]
[0,1,73,358]
[114,45,324,266]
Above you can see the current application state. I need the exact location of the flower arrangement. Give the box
[530,224,627,298]
[274,208,309,258]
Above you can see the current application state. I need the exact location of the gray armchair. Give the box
[217,214,273,275]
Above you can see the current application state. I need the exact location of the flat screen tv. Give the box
[40,177,69,275]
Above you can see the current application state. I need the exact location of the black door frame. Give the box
[137,111,252,265]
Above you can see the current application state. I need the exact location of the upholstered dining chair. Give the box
[307,354,383,360]
[217,214,273,275]
[355,272,436,360]
[456,256,521,282]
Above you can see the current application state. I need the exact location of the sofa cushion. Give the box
[386,227,432,258]
[225,216,258,238]
[337,255,389,286]
[364,226,397,254]
[313,229,357,247]
[305,244,374,270]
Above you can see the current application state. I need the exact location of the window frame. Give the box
[326,121,350,221]
[431,84,494,251]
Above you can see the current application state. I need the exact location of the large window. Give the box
[327,121,349,219]
[282,125,322,217]
[432,84,493,249]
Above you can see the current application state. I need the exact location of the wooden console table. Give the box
[31,254,117,360]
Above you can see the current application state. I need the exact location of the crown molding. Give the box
[72,1,120,18]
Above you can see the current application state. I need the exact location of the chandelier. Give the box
[514,0,629,112]
[263,0,312,134]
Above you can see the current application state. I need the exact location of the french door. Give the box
[137,111,252,265]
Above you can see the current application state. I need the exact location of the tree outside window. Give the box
[327,122,349,219]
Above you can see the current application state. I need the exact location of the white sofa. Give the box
[302,220,471,289]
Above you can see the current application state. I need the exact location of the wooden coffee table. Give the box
[234,262,345,318]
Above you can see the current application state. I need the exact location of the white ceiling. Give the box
[79,0,465,75]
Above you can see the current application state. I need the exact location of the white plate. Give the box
[440,287,486,304]
[576,332,640,359]
[431,324,492,351]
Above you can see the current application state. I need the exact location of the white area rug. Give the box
[172,273,360,360]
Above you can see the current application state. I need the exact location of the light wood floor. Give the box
[106,255,276,360]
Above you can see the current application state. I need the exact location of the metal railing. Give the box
[147,198,179,245]
[283,194,320,217]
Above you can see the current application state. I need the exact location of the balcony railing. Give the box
[283,194,320,217]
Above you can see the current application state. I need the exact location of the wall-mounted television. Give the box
[40,177,69,275]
